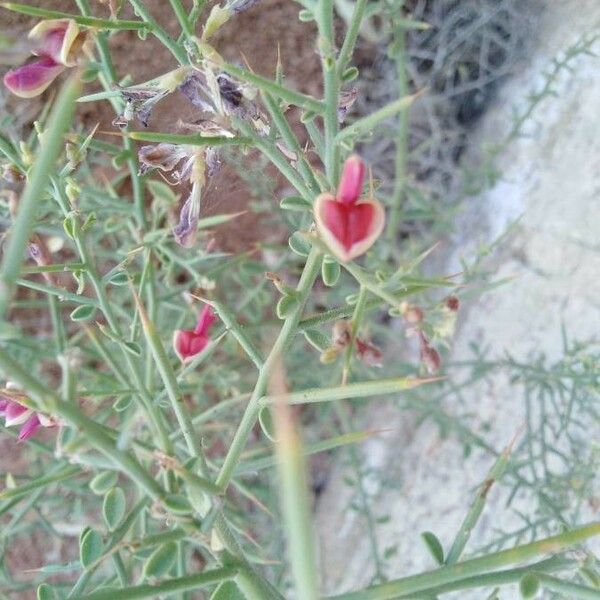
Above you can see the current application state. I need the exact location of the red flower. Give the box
[314,155,385,262]
[173,304,218,363]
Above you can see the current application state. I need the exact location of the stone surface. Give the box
[315,2,600,596]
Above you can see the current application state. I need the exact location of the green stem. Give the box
[69,567,238,600]
[215,248,322,491]
[258,376,436,406]
[336,91,420,143]
[336,0,368,75]
[222,62,325,114]
[386,13,409,240]
[0,2,148,30]
[262,92,320,194]
[211,299,264,369]
[0,350,167,503]
[329,522,600,600]
[0,75,80,318]
[127,0,188,64]
[169,0,194,37]
[538,573,600,599]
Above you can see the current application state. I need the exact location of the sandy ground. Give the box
[315,1,600,596]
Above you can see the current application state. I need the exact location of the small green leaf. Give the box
[108,271,129,286]
[342,67,359,82]
[300,110,317,123]
[288,232,311,257]
[258,406,276,442]
[90,471,118,495]
[163,494,193,515]
[63,214,76,240]
[298,9,314,21]
[143,542,177,578]
[82,212,97,231]
[303,328,329,352]
[210,581,246,600]
[276,295,299,319]
[321,256,340,287]
[113,395,132,412]
[280,196,312,212]
[197,211,245,229]
[37,583,58,600]
[80,528,103,568]
[421,531,444,565]
[70,305,97,322]
[103,487,126,530]
[123,341,142,356]
[519,573,540,598]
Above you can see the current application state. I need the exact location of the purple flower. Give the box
[0,395,55,442]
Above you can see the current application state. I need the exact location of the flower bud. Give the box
[336,155,365,205]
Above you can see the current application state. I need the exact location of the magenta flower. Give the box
[314,155,385,262]
[3,19,87,98]
[173,304,218,363]
[0,395,55,442]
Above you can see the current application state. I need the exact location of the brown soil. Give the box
[0,1,322,596]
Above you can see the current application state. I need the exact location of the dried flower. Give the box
[3,19,89,98]
[445,295,460,312]
[355,338,383,368]
[173,304,218,363]
[314,155,385,262]
[338,87,358,123]
[418,331,441,374]
[112,68,187,128]
[332,320,352,349]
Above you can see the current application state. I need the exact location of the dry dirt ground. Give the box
[314,1,600,596]
[0,0,320,595]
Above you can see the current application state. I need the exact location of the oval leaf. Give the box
[421,531,444,565]
[258,406,277,442]
[143,542,177,578]
[321,256,341,287]
[37,584,58,600]
[210,581,246,600]
[103,487,126,530]
[90,471,118,495]
[288,232,311,257]
[276,295,299,319]
[519,574,540,599]
[80,528,103,568]
[70,305,97,322]
[280,196,311,212]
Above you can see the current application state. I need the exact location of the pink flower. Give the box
[3,19,87,98]
[0,396,55,442]
[314,155,385,262]
[173,304,218,363]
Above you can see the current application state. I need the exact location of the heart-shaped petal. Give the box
[173,329,210,363]
[314,193,385,262]
[3,57,65,98]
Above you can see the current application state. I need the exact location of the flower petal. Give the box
[314,193,385,262]
[18,414,40,441]
[194,304,217,336]
[173,329,209,363]
[29,19,80,66]
[336,155,366,205]
[3,57,65,98]
[5,401,32,427]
